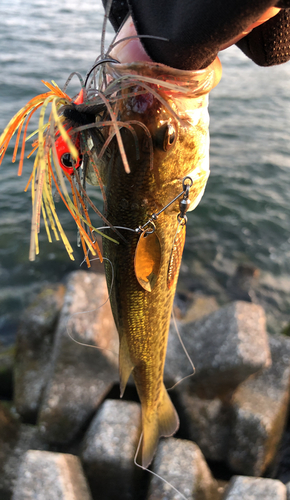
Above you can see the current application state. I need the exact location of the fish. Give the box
[0,35,221,468]
[72,57,222,467]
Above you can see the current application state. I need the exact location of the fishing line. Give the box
[101,0,113,58]
[166,309,195,392]
[106,34,169,55]
[66,317,117,355]
[134,432,188,500]
[66,256,118,356]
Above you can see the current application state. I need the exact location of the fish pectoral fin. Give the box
[141,384,179,468]
[119,337,134,398]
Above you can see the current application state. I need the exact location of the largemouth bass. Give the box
[93,58,222,467]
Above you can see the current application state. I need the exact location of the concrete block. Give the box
[226,264,259,302]
[81,399,141,499]
[165,301,271,398]
[0,344,14,399]
[0,408,47,498]
[173,292,219,322]
[286,481,290,499]
[274,428,290,484]
[14,283,65,420]
[147,438,217,500]
[0,402,20,497]
[38,271,119,443]
[223,476,286,500]
[228,334,290,476]
[179,391,231,462]
[12,450,92,500]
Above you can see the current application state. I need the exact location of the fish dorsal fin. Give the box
[141,384,179,468]
[119,337,134,397]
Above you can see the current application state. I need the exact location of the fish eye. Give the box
[61,153,73,168]
[155,122,177,151]
[163,123,176,151]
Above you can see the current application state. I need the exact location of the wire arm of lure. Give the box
[136,176,193,234]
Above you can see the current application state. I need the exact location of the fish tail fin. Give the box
[141,384,179,468]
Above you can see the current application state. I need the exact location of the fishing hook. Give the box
[84,57,121,87]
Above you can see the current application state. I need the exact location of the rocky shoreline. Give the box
[1,270,290,499]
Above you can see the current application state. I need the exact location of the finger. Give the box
[220,6,281,50]
[109,16,152,63]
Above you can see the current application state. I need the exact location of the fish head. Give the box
[108,67,214,218]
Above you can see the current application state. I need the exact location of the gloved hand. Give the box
[103,0,290,69]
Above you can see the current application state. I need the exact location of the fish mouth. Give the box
[107,56,222,96]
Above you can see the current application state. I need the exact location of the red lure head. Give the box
[55,89,84,175]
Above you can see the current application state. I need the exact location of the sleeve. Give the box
[102,0,290,69]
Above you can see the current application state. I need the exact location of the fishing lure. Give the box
[54,90,84,176]
[0,79,119,266]
[134,176,193,292]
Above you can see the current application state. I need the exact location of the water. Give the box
[0,0,289,343]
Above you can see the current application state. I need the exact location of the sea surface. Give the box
[0,0,289,344]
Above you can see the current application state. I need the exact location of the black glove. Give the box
[103,0,290,69]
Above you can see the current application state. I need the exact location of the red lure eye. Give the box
[55,128,82,175]
[55,89,84,175]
